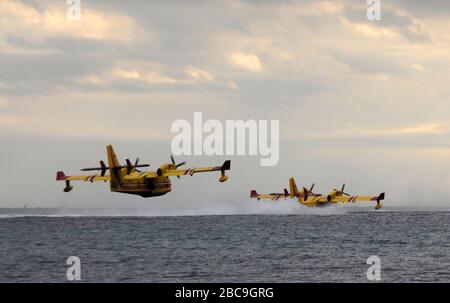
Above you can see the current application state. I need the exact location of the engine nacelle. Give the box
[328,191,338,198]
[157,163,175,176]
[327,191,338,201]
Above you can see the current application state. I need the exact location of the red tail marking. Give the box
[56,171,67,181]
[250,190,258,198]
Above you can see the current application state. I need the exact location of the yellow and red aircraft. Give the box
[250,177,385,209]
[56,145,231,197]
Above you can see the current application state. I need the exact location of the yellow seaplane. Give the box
[250,177,384,209]
[56,145,231,197]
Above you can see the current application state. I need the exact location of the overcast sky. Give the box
[0,0,449,212]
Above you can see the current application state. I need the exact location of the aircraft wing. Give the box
[139,172,158,178]
[304,193,385,209]
[321,194,384,204]
[159,160,231,180]
[250,189,289,200]
[56,171,110,182]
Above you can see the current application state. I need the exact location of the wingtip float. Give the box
[251,177,385,210]
[56,145,231,198]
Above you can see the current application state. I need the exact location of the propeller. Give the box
[171,155,186,168]
[302,187,309,201]
[171,155,186,179]
[127,157,147,173]
[334,183,350,196]
[100,161,107,177]
[133,158,144,172]
[83,158,149,176]
[310,183,315,192]
[341,183,351,196]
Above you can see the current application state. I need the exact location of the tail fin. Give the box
[106,145,123,187]
[56,171,67,181]
[250,190,258,198]
[289,177,299,198]
[219,160,231,182]
[107,145,121,169]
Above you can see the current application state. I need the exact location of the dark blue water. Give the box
[1,211,449,282]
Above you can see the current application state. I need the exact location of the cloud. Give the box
[184,66,214,82]
[394,122,449,135]
[392,0,450,17]
[0,90,234,141]
[227,81,239,90]
[229,51,262,72]
[410,63,425,71]
[113,68,181,85]
[0,40,62,56]
[1,0,450,207]
[296,1,343,16]
[74,64,217,89]
[0,82,11,89]
[0,97,10,109]
[76,74,105,86]
[307,121,450,138]
[342,2,431,43]
[340,17,398,39]
[0,0,147,42]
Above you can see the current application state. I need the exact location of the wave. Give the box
[0,200,351,218]
[1,200,442,218]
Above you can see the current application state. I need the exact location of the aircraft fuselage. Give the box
[110,176,172,198]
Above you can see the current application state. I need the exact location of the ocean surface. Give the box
[0,208,449,282]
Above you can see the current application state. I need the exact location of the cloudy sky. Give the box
[0,0,449,212]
